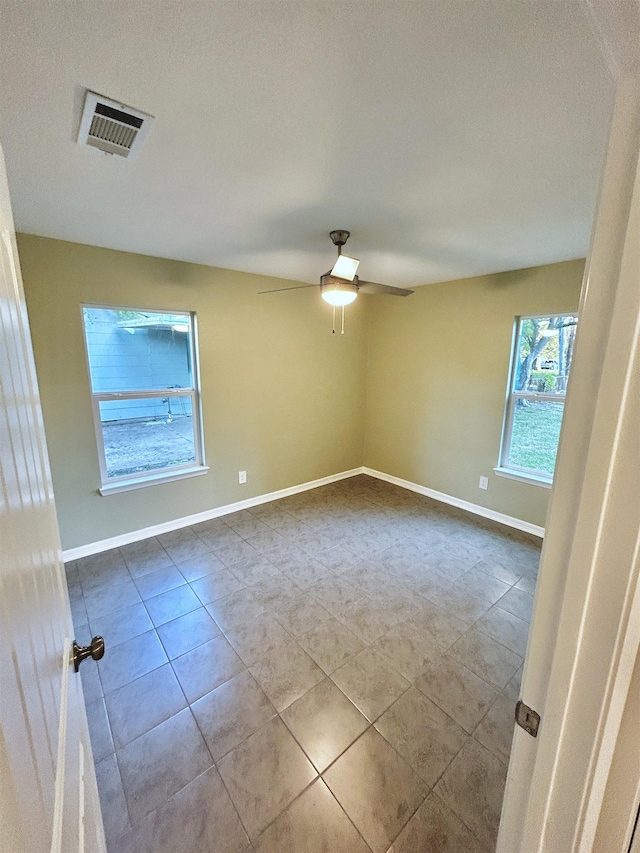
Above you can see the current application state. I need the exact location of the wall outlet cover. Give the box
[479,476,489,490]
[239,470,247,484]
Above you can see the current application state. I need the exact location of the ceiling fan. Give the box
[259,231,413,332]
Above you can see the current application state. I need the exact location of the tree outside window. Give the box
[499,313,578,482]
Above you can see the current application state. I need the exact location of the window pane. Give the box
[508,400,564,477]
[513,315,578,396]
[83,307,192,393]
[99,396,195,478]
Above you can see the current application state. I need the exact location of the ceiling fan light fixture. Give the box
[330,254,360,281]
[321,279,358,306]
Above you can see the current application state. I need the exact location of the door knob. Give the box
[72,636,105,672]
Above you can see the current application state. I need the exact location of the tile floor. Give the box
[66,474,540,853]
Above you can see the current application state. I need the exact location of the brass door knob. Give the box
[72,636,105,672]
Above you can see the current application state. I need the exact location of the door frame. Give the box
[498,3,640,850]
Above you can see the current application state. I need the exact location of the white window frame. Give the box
[495,312,576,488]
[81,303,208,495]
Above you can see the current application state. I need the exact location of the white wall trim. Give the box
[62,468,364,561]
[363,467,545,538]
[63,465,544,561]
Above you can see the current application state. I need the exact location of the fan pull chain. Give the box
[332,305,336,334]
[341,305,345,335]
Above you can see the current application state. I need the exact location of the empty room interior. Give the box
[0,2,626,853]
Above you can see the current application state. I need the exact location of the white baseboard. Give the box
[63,464,543,561]
[363,467,545,538]
[62,467,364,561]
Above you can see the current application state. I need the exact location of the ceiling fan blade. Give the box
[258,284,319,295]
[357,281,414,296]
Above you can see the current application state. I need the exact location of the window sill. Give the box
[493,467,553,489]
[99,465,209,496]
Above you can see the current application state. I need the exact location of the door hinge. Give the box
[515,699,540,737]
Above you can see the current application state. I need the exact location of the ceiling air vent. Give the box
[78,91,154,160]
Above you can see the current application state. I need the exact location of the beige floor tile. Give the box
[434,738,508,850]
[309,577,363,615]
[270,593,331,636]
[157,528,199,548]
[496,585,535,622]
[105,664,187,748]
[119,537,164,559]
[191,670,275,760]
[255,778,370,853]
[133,565,186,600]
[473,558,523,586]
[124,548,174,578]
[95,753,132,850]
[164,537,212,565]
[408,606,468,650]
[118,708,212,824]
[249,638,324,711]
[217,716,317,840]
[455,568,512,604]
[213,539,261,567]
[476,605,530,656]
[426,584,493,626]
[197,528,243,553]
[205,587,266,631]
[473,693,516,764]
[503,662,523,702]
[323,727,428,853]
[225,614,291,666]
[227,555,281,586]
[280,678,369,772]
[86,697,114,762]
[250,571,303,605]
[98,630,167,694]
[174,551,229,582]
[450,628,522,689]
[371,622,441,680]
[156,607,221,660]
[278,556,333,590]
[245,527,289,553]
[136,766,252,853]
[338,598,402,644]
[84,578,142,621]
[298,617,365,674]
[172,634,245,703]
[89,602,152,650]
[189,567,245,605]
[515,573,537,595]
[144,584,202,627]
[375,687,467,787]
[331,647,410,723]
[389,792,487,853]
[79,554,131,592]
[414,651,498,733]
[89,479,540,851]
[80,660,103,705]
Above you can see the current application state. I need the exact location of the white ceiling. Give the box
[0,1,615,287]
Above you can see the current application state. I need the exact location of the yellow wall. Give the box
[364,260,584,529]
[18,234,584,548]
[17,234,367,549]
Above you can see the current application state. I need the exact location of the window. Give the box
[496,313,578,486]
[81,306,207,494]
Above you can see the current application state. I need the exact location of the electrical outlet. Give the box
[479,475,489,490]
[239,470,247,484]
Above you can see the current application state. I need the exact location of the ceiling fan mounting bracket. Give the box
[329,230,350,247]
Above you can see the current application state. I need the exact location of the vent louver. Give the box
[78,91,154,160]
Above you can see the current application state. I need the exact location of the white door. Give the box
[0,142,106,852]
[498,5,640,849]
